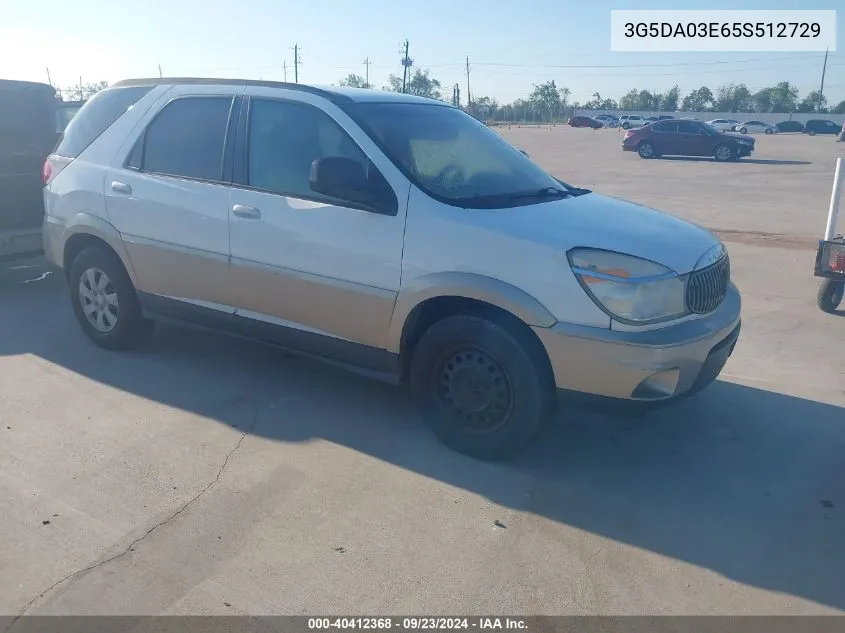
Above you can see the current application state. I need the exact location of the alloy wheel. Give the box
[78,267,120,333]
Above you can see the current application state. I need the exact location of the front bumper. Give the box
[532,283,741,401]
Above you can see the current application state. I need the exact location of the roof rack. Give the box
[110,77,351,103]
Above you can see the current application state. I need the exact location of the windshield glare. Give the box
[702,122,720,134]
[343,102,563,207]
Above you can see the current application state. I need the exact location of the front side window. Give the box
[246,99,372,200]
[343,102,567,208]
[138,96,233,181]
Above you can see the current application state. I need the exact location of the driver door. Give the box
[227,91,408,351]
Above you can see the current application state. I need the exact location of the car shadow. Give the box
[2,265,845,611]
[658,157,812,166]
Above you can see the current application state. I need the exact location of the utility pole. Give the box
[79,76,83,101]
[364,57,371,88]
[45,66,52,87]
[818,47,829,112]
[401,40,411,93]
[293,44,301,83]
[158,65,163,78]
[465,57,472,110]
[283,61,287,82]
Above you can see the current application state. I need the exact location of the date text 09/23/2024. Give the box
[307,618,528,631]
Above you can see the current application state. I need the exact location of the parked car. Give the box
[804,119,841,136]
[43,78,741,460]
[644,116,659,123]
[593,115,618,128]
[775,120,804,133]
[618,115,645,130]
[1,79,58,261]
[568,115,603,129]
[623,119,755,162]
[706,119,741,132]
[733,120,775,134]
[55,100,85,137]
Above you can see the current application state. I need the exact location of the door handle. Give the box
[232,204,261,219]
[111,181,132,195]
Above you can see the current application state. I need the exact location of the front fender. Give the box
[387,272,556,353]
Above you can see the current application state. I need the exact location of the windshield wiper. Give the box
[508,187,572,201]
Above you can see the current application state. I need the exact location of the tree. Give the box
[558,86,571,109]
[583,92,617,110]
[61,80,108,101]
[338,74,369,89]
[619,89,639,110]
[681,86,714,112]
[528,80,563,115]
[797,90,827,113]
[619,89,660,111]
[660,85,680,112]
[386,69,442,100]
[714,83,753,112]
[831,100,845,114]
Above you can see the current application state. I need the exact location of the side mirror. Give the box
[519,149,529,157]
[309,156,396,215]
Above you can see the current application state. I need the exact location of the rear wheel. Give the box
[817,279,844,314]
[68,246,153,350]
[714,144,733,162]
[622,122,630,130]
[808,129,816,136]
[739,127,747,134]
[409,314,551,460]
[765,128,773,134]
[637,141,656,159]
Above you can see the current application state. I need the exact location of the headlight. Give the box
[568,249,688,324]
[736,140,752,145]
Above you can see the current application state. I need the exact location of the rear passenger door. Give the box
[105,86,240,319]
[652,121,679,154]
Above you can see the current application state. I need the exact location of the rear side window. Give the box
[677,121,700,134]
[55,86,151,158]
[136,96,233,181]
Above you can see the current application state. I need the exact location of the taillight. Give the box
[625,130,634,138]
[42,155,71,186]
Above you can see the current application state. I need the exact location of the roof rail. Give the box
[110,77,351,102]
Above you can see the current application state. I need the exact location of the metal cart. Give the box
[814,157,845,313]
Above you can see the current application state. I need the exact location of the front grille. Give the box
[686,255,730,314]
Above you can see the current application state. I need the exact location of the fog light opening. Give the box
[631,368,680,400]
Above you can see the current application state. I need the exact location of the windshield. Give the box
[701,122,720,134]
[342,102,567,208]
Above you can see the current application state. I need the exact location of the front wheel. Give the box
[409,314,551,460]
[714,144,734,162]
[765,128,773,134]
[622,122,630,130]
[817,279,844,313]
[739,127,747,134]
[808,129,816,136]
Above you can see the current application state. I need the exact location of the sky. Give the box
[0,0,843,107]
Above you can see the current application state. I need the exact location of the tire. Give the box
[817,279,844,314]
[637,141,656,159]
[714,144,734,162]
[68,246,153,350]
[765,128,773,134]
[622,122,630,130]
[409,314,552,461]
[739,127,747,134]
[808,129,816,136]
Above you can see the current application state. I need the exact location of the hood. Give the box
[483,193,720,274]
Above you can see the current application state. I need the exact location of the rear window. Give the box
[55,86,152,158]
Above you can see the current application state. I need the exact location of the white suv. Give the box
[43,78,741,459]
[618,115,645,129]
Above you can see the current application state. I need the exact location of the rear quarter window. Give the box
[55,86,152,158]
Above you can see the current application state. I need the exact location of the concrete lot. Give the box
[1,129,844,618]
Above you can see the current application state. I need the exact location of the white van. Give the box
[42,79,741,459]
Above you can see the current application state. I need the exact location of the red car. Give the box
[568,116,603,129]
[622,119,755,162]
